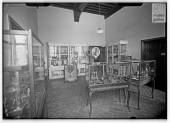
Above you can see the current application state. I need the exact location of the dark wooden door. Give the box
[141,37,167,92]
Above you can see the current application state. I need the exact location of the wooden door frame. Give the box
[141,37,166,60]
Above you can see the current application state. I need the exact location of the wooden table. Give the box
[86,81,130,118]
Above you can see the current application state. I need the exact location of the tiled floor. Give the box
[45,77,166,119]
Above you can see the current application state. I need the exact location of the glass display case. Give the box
[33,37,45,81]
[106,61,131,83]
[77,46,88,76]
[130,60,156,86]
[86,61,131,86]
[70,45,88,76]
[47,43,69,79]
[47,44,88,79]
[85,62,131,117]
[32,34,46,118]
[69,46,80,65]
[60,46,69,66]
[86,62,107,86]
[3,30,46,118]
[107,46,112,64]
[49,45,60,67]
[129,60,156,109]
[107,40,128,64]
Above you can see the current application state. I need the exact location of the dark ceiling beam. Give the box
[118,3,143,7]
[84,8,106,15]
[104,6,123,19]
[73,3,87,22]
[84,9,101,15]
[79,3,88,11]
[101,3,117,8]
[86,5,111,11]
[87,3,114,9]
[26,3,50,7]
[104,3,143,19]
[26,3,143,21]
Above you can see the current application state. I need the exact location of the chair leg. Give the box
[89,92,92,118]
[137,86,140,110]
[152,79,155,98]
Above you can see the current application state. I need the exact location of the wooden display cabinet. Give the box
[3,30,46,118]
[47,44,88,79]
[70,45,88,76]
[107,40,128,64]
[47,43,69,79]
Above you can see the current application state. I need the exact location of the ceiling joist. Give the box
[73,3,87,22]
[25,3,143,21]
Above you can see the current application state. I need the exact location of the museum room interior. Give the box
[3,2,167,119]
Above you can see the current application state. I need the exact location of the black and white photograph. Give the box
[2,0,167,119]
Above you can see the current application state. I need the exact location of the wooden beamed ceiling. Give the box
[26,3,143,22]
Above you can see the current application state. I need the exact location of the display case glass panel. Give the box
[130,60,156,85]
[70,46,79,64]
[49,45,60,67]
[86,63,107,86]
[3,31,33,118]
[86,62,131,87]
[60,46,68,66]
[32,37,46,117]
[107,41,128,63]
[3,30,46,118]
[47,44,69,79]
[33,37,45,81]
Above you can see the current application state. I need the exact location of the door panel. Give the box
[141,37,167,92]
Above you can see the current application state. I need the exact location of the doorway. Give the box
[141,37,167,92]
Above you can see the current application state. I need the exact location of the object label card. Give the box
[152,3,166,23]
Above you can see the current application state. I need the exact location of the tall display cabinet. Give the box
[69,45,88,76]
[47,43,88,80]
[107,40,128,64]
[47,43,69,79]
[3,30,46,118]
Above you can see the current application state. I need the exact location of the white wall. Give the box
[37,7,105,46]
[3,4,38,35]
[105,3,165,59]
[3,3,165,63]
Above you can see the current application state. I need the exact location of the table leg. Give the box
[137,86,140,110]
[86,88,89,106]
[89,92,92,118]
[123,88,126,103]
[152,78,155,98]
[119,89,121,102]
[127,90,130,111]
